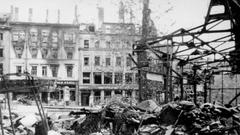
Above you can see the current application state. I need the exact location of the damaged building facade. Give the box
[1,6,140,106]
[9,21,80,104]
[78,22,140,106]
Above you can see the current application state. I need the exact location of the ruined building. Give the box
[0,5,140,106]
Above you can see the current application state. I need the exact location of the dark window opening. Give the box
[50,65,59,77]
[0,49,3,57]
[16,66,22,74]
[0,64,3,75]
[106,57,111,66]
[42,66,47,76]
[95,56,100,66]
[115,72,123,84]
[31,66,37,75]
[116,57,121,66]
[66,65,73,77]
[94,72,102,84]
[84,57,89,66]
[104,72,112,84]
[0,33,3,40]
[125,73,133,84]
[67,52,73,59]
[83,72,90,84]
[126,57,132,67]
[84,40,89,48]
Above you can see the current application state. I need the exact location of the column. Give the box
[100,90,104,103]
[122,90,126,97]
[78,90,82,106]
[111,90,115,97]
[132,90,136,99]
[39,92,42,101]
[89,90,94,107]
[47,92,50,104]
[75,83,79,105]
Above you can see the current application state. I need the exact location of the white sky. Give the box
[0,0,211,34]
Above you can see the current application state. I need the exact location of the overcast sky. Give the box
[0,0,210,34]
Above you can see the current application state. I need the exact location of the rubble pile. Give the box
[69,100,240,135]
[1,99,240,135]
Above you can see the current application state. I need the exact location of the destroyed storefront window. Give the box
[106,57,111,66]
[95,56,100,66]
[84,40,89,48]
[66,65,73,77]
[126,56,132,67]
[0,48,3,57]
[31,66,37,75]
[84,57,89,66]
[50,65,59,77]
[104,72,112,84]
[94,72,102,84]
[116,57,121,66]
[125,73,133,84]
[115,72,123,84]
[83,72,90,84]
[42,66,47,76]
[16,66,22,74]
[0,63,3,75]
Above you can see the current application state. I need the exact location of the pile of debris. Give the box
[68,100,240,135]
[1,98,240,135]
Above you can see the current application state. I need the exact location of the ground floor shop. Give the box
[79,89,137,106]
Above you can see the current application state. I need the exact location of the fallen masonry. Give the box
[1,98,240,135]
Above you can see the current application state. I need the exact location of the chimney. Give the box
[46,9,48,23]
[73,5,79,24]
[10,5,14,21]
[98,7,104,28]
[28,8,33,22]
[118,1,125,23]
[57,9,60,23]
[14,7,19,21]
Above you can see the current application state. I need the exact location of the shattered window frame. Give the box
[66,65,73,78]
[106,57,111,66]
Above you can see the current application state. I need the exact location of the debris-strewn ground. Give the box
[1,97,240,135]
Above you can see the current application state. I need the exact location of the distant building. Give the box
[78,22,140,106]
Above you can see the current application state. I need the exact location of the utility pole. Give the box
[137,0,150,102]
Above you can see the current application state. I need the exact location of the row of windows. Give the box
[83,39,132,49]
[83,56,133,67]
[16,65,74,78]
[82,72,138,84]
